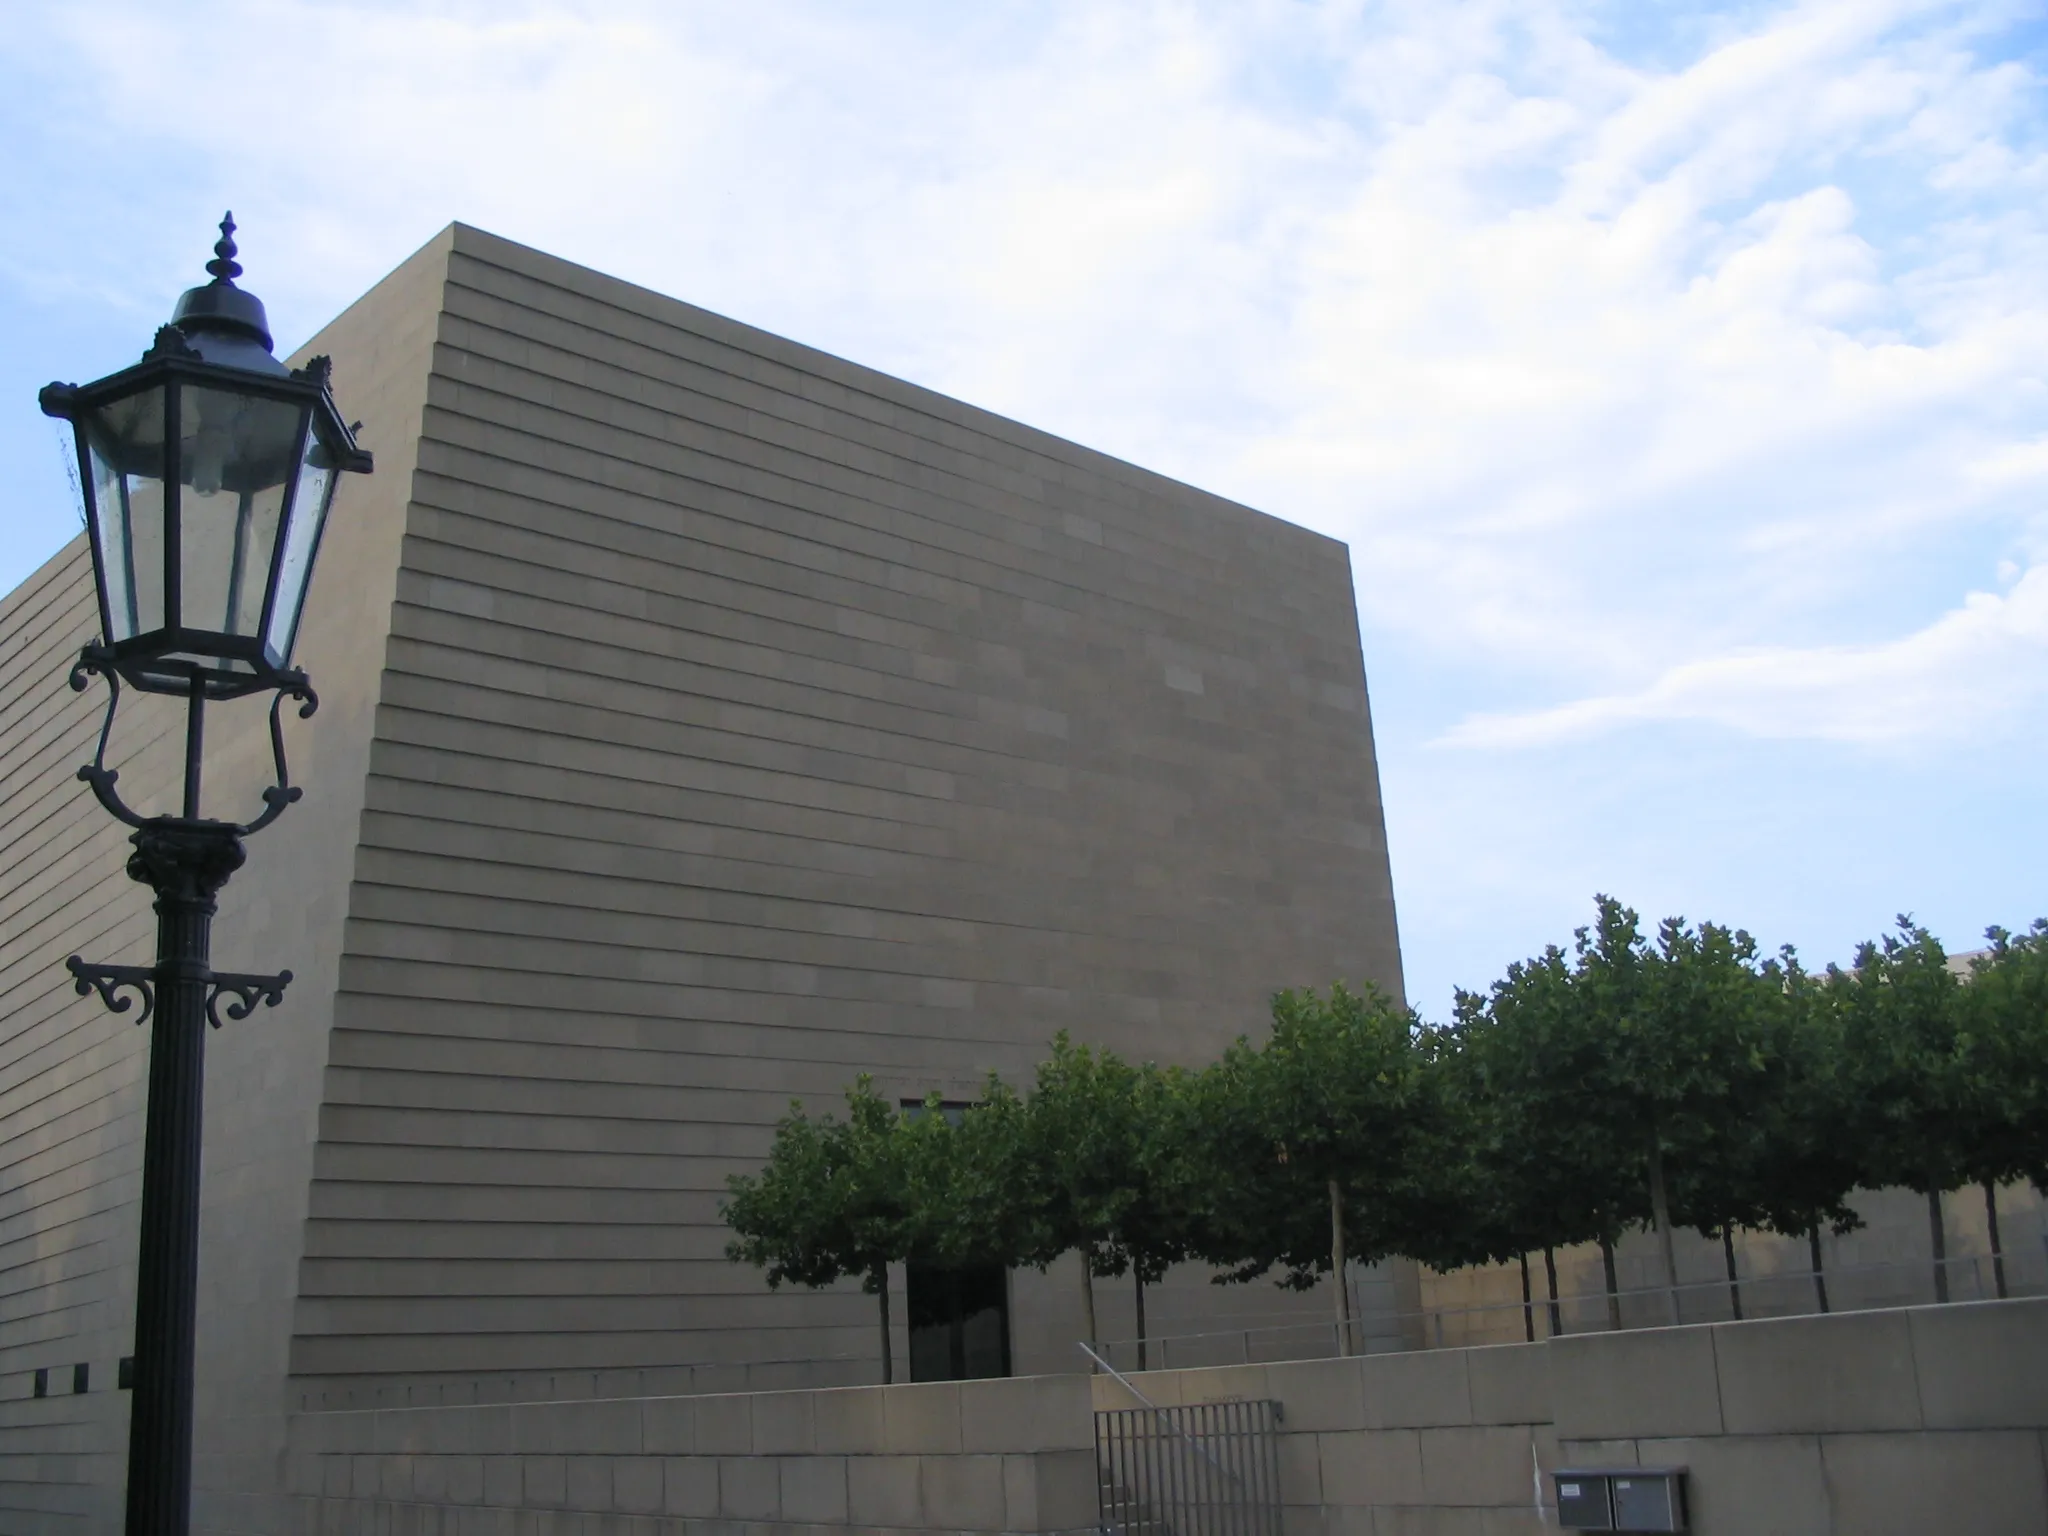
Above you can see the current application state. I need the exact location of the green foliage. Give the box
[1188,982,1437,1287]
[1443,939,1641,1264]
[722,1075,1040,1287]
[1007,1036,1147,1279]
[900,1079,1018,1269]
[1826,919,1969,1199]
[1707,957,1863,1240]
[723,904,2048,1312]
[1956,920,2048,1192]
[722,1076,911,1295]
[1587,903,1783,1170]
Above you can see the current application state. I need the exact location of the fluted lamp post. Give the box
[38,216,372,1536]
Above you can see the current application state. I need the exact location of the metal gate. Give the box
[1094,1399,1283,1536]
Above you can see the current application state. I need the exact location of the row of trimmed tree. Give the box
[722,900,2048,1375]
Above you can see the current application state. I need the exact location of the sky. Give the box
[1,0,2043,1021]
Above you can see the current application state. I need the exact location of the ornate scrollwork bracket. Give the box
[70,647,148,830]
[69,646,319,838]
[66,956,291,1030]
[242,674,317,836]
[66,957,156,1025]
[204,969,294,1030]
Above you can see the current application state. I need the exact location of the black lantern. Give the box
[40,215,370,700]
[41,216,372,1536]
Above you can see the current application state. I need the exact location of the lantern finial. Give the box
[169,212,279,364]
[205,213,243,285]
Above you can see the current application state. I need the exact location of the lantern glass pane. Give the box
[178,384,304,662]
[262,429,339,667]
[80,386,168,642]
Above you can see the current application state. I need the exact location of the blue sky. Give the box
[2,0,2043,1020]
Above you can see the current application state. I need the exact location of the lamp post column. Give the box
[122,820,244,1536]
[41,216,371,1536]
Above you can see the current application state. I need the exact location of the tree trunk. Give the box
[1081,1252,1099,1364]
[1600,1236,1621,1330]
[1135,1273,1148,1372]
[1543,1246,1563,1337]
[876,1267,893,1385]
[1928,1184,1949,1303]
[1721,1226,1743,1321]
[1519,1253,1534,1342]
[1985,1180,2008,1300]
[1329,1179,1352,1357]
[1807,1225,1830,1314]
[1647,1139,1680,1324]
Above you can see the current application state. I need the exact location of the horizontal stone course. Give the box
[286,223,1398,1395]
[1549,1323,1723,1441]
[287,1371,1111,1533]
[1464,1343,1549,1427]
[1714,1306,1921,1436]
[1909,1296,2048,1429]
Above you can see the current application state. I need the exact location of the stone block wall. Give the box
[293,221,1403,1399]
[1118,1294,2048,1535]
[286,1296,2048,1534]
[1549,1297,2048,1536]
[1098,1337,1555,1534]
[287,1373,1099,1534]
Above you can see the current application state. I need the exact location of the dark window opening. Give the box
[898,1096,1012,1382]
[71,1362,88,1394]
[908,1263,1011,1381]
[32,1368,47,1399]
[118,1356,134,1390]
[903,1098,971,1127]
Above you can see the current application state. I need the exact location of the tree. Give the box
[1007,1036,1149,1356]
[1101,1063,1203,1368]
[1397,1023,1548,1338]
[905,1075,1036,1271]
[1659,948,1860,1318]
[1446,939,1646,1331]
[722,1077,915,1380]
[1188,983,1435,1354]
[1728,958,1864,1310]
[1826,920,1969,1301]
[1955,920,2048,1297]
[1571,899,1803,1322]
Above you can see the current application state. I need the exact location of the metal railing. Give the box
[1095,1395,1282,1536]
[1085,1247,2048,1374]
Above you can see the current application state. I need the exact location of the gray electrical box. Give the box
[1612,1470,1686,1531]
[1555,1467,1688,1533]
[1556,1470,1616,1529]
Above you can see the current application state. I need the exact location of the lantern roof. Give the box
[167,213,287,377]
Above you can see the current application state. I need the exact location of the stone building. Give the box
[0,225,1403,1531]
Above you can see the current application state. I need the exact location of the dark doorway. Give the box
[907,1263,1011,1381]
[899,1096,1013,1381]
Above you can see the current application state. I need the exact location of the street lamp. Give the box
[38,215,372,1536]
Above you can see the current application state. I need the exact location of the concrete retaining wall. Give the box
[286,1296,2047,1534]
[1113,1294,2048,1535]
[287,1373,1098,1534]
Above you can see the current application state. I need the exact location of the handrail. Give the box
[1085,1248,2045,1366]
[1078,1340,1163,1411]
[1077,1340,1264,1485]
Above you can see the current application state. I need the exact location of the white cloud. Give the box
[1440,562,2048,746]
[5,0,2047,1011]
[0,0,2043,747]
